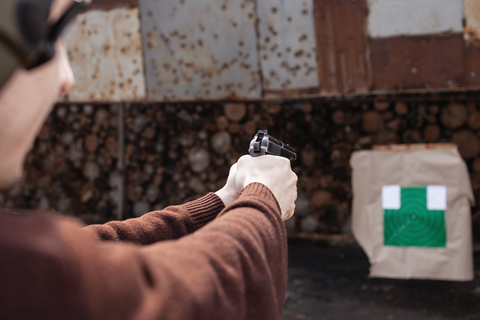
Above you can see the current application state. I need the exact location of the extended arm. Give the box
[0,183,287,320]
[84,193,224,245]
[84,164,239,245]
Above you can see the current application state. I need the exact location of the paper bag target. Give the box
[350,145,474,281]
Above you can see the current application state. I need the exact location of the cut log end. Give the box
[225,103,246,122]
[362,111,384,132]
[442,103,467,129]
[452,130,480,159]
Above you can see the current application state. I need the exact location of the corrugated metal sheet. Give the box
[314,0,370,94]
[58,0,480,102]
[256,0,319,91]
[62,8,146,102]
[139,0,262,101]
[465,0,480,45]
[367,0,464,38]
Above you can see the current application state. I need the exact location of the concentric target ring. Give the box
[384,187,446,247]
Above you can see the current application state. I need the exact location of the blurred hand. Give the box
[235,155,297,220]
[215,163,239,207]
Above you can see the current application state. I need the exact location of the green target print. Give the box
[383,186,446,248]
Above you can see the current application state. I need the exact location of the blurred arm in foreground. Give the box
[0,158,295,320]
[84,164,238,244]
[0,0,297,318]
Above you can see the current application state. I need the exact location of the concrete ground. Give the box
[282,240,480,320]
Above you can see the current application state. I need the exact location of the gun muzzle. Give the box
[248,130,297,161]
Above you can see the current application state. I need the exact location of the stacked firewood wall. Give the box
[0,105,120,221]
[1,98,480,242]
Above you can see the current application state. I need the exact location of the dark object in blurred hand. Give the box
[249,130,297,161]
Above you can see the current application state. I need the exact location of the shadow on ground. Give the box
[282,239,480,320]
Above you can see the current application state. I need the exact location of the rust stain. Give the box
[256,0,319,91]
[313,0,370,94]
[63,8,146,102]
[465,43,480,87]
[464,0,480,46]
[370,33,464,91]
[139,0,261,101]
[87,0,138,11]
[465,26,480,47]
[263,87,319,99]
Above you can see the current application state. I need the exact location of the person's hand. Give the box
[235,155,297,220]
[215,163,239,207]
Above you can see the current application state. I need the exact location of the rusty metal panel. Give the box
[58,0,480,101]
[367,0,464,38]
[62,8,146,102]
[465,44,480,87]
[87,0,138,11]
[139,0,262,101]
[313,0,370,94]
[465,0,480,45]
[465,0,480,85]
[370,34,465,91]
[256,0,319,91]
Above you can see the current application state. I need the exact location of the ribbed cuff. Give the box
[184,192,225,229]
[239,183,281,213]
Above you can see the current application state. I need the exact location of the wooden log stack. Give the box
[1,97,480,244]
[0,105,120,223]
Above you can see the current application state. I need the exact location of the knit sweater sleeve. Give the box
[0,183,288,320]
[83,192,225,245]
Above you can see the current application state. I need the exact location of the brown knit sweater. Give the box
[0,183,287,320]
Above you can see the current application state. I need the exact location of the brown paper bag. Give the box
[350,144,474,281]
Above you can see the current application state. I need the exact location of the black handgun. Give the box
[248,130,297,161]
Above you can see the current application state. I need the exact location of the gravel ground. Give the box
[282,240,480,320]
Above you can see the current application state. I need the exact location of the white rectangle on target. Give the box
[427,185,447,210]
[382,185,401,210]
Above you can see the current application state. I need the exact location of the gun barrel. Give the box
[249,130,296,161]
